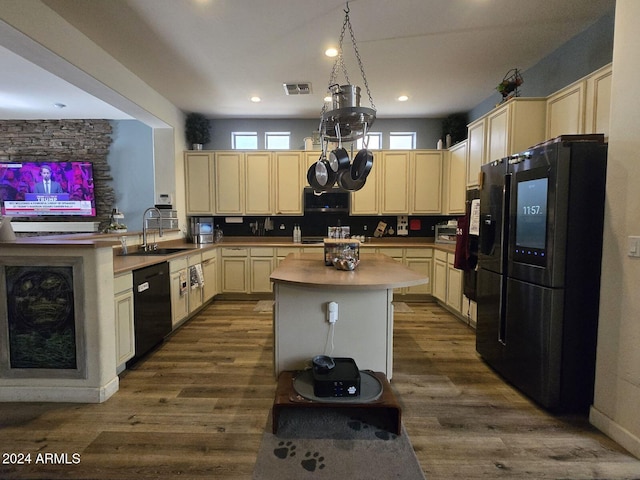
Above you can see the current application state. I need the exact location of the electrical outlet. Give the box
[397,216,409,236]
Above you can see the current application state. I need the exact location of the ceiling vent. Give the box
[283,82,312,95]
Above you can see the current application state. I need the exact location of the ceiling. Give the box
[1,0,615,121]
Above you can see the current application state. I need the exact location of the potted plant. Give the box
[185,112,210,150]
[496,68,523,101]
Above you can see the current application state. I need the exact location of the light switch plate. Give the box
[628,236,640,257]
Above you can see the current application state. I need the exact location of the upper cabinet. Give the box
[275,152,304,215]
[445,140,467,215]
[245,152,273,215]
[410,151,443,215]
[380,151,411,214]
[546,63,612,140]
[466,98,546,187]
[185,151,215,215]
[350,151,381,215]
[215,151,244,214]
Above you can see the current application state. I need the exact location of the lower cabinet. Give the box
[221,247,249,293]
[187,253,204,314]
[113,272,135,371]
[432,249,464,315]
[405,248,432,295]
[170,257,189,327]
[202,249,218,302]
[250,248,275,293]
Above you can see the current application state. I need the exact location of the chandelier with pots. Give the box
[307,2,377,193]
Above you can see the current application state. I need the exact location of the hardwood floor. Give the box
[1,300,639,479]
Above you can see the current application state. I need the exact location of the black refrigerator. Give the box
[476,135,607,413]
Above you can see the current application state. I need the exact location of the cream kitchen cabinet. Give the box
[184,151,215,215]
[220,247,249,293]
[250,247,275,293]
[202,248,218,303]
[404,248,432,295]
[170,257,189,327]
[432,249,448,302]
[275,152,304,215]
[445,141,467,215]
[245,152,272,215]
[466,118,485,187]
[546,63,612,139]
[380,151,410,214]
[486,98,546,164]
[276,247,301,266]
[113,272,135,371]
[215,151,244,214]
[187,253,204,314]
[350,150,381,215]
[446,252,463,313]
[410,150,443,214]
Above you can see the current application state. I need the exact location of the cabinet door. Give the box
[250,257,275,293]
[433,259,447,302]
[202,256,217,302]
[184,152,215,215]
[380,151,410,214]
[170,269,189,327]
[411,151,442,214]
[114,289,135,365]
[487,106,509,163]
[546,82,585,138]
[585,64,612,138]
[447,141,467,215]
[221,257,248,293]
[446,257,463,313]
[405,258,432,295]
[275,152,304,215]
[466,119,485,187]
[350,151,380,215]
[245,152,272,215]
[215,151,244,214]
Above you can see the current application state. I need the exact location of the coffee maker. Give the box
[188,217,215,244]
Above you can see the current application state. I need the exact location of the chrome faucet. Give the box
[142,207,163,251]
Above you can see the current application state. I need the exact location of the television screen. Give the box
[0,161,96,217]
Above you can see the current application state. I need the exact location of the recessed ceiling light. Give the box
[250,96,261,103]
[325,48,338,58]
[53,103,67,109]
[397,95,409,102]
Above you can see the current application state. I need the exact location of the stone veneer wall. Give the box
[0,120,114,232]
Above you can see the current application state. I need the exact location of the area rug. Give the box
[392,302,414,313]
[254,300,274,312]
[252,407,426,479]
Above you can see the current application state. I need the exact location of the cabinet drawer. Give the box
[434,249,448,262]
[221,247,248,257]
[113,272,132,295]
[447,252,455,265]
[202,248,218,262]
[276,247,301,256]
[405,247,432,258]
[188,253,203,266]
[378,247,404,258]
[250,247,274,257]
[170,257,188,272]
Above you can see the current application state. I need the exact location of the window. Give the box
[389,132,416,149]
[356,133,382,150]
[232,132,258,149]
[265,132,290,150]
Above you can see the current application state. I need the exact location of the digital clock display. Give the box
[515,178,548,250]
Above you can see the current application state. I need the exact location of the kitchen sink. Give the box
[123,247,193,256]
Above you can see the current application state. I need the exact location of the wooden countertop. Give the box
[270,252,429,290]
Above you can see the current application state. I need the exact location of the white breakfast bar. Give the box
[269,252,429,379]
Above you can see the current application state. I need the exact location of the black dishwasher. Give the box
[128,262,172,366]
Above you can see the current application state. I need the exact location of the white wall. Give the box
[590,0,640,459]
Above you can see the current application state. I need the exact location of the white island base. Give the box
[271,253,429,379]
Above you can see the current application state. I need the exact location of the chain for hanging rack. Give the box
[320,2,376,119]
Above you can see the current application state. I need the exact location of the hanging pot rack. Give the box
[309,2,377,193]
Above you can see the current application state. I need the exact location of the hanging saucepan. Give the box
[315,156,338,188]
[351,149,374,181]
[328,147,350,172]
[337,169,365,192]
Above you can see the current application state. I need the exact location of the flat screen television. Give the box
[0,161,96,217]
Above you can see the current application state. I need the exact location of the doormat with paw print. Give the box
[252,407,425,479]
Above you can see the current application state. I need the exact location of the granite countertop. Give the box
[270,252,429,290]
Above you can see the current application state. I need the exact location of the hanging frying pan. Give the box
[337,169,365,191]
[315,157,338,188]
[328,147,350,172]
[351,149,373,181]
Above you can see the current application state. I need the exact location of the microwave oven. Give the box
[304,187,350,213]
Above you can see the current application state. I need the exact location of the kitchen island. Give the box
[270,252,429,379]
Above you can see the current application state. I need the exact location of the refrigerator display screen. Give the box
[515,178,548,252]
